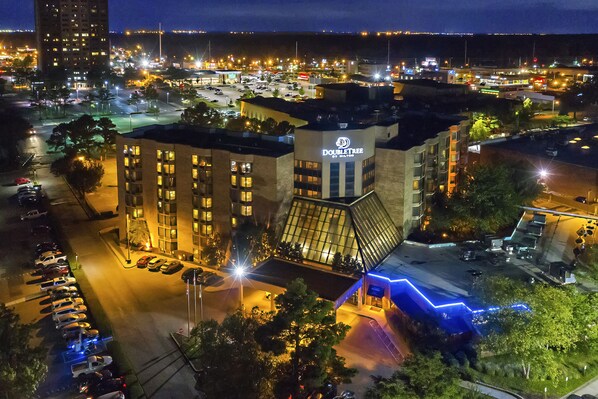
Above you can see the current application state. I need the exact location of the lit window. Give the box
[193,222,199,233]
[231,160,238,173]
[193,209,199,219]
[167,151,175,161]
[157,188,163,199]
[124,157,129,167]
[241,205,252,216]
[412,179,420,190]
[157,162,162,173]
[201,197,212,208]
[192,169,198,179]
[231,217,237,228]
[240,162,252,174]
[157,175,162,186]
[201,211,212,222]
[231,175,237,187]
[192,155,198,166]
[170,229,177,239]
[240,176,252,188]
[241,191,253,202]
[157,149,162,159]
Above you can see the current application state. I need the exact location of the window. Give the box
[156,149,163,160]
[241,191,253,202]
[231,217,238,228]
[201,224,213,236]
[124,157,129,167]
[345,162,355,197]
[157,175,162,186]
[164,164,175,174]
[201,211,212,222]
[193,209,199,219]
[166,190,176,201]
[201,197,213,208]
[330,162,339,197]
[192,169,198,179]
[167,151,175,161]
[192,155,198,166]
[193,222,199,233]
[157,188,163,199]
[413,179,420,190]
[240,176,252,188]
[156,162,162,173]
[231,175,237,187]
[240,162,252,174]
[230,161,238,173]
[241,205,252,216]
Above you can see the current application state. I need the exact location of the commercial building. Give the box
[34,0,109,84]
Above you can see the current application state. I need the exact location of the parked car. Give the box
[50,285,79,300]
[71,355,113,378]
[39,258,69,270]
[77,370,113,393]
[52,305,87,322]
[36,242,61,256]
[66,329,101,350]
[42,266,70,280]
[20,196,40,207]
[17,185,36,193]
[52,297,84,311]
[136,255,156,268]
[460,250,478,261]
[36,252,67,267]
[31,224,51,235]
[55,313,88,329]
[40,276,76,292]
[85,378,126,399]
[147,257,167,271]
[21,209,48,220]
[61,323,93,339]
[14,177,31,185]
[160,260,183,274]
[575,196,588,204]
[181,267,204,283]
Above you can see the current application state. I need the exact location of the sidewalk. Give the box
[460,381,524,399]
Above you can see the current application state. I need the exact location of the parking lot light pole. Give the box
[186,280,191,337]
[193,269,197,326]
[199,283,204,322]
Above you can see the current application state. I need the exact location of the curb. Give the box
[169,332,200,373]
[3,291,47,307]
[98,228,137,269]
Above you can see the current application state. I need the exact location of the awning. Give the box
[367,285,385,298]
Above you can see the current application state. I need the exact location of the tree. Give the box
[232,222,276,266]
[127,91,142,112]
[186,309,274,399]
[66,159,105,195]
[96,117,117,159]
[298,87,305,96]
[477,276,577,380]
[276,241,304,263]
[365,352,461,399]
[0,77,6,96]
[201,233,226,266]
[272,88,280,98]
[255,278,356,398]
[0,112,32,165]
[0,304,48,399]
[235,89,255,106]
[180,102,223,127]
[469,113,500,142]
[96,87,115,114]
[128,219,151,248]
[141,84,159,112]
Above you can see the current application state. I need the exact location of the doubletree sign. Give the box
[322,137,364,159]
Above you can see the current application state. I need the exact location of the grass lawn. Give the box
[470,350,598,398]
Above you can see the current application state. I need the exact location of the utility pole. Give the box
[387,40,390,69]
[464,39,468,67]
[158,23,162,62]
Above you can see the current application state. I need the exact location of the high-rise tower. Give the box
[35,0,109,84]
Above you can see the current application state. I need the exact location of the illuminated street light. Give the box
[234,266,246,308]
[539,169,548,179]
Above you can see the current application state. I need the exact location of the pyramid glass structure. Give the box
[279,192,402,272]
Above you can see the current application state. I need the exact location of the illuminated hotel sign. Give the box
[322,137,364,158]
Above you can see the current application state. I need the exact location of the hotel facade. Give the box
[116,112,468,268]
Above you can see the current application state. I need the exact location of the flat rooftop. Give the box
[374,243,530,310]
[123,124,294,157]
[247,258,359,302]
[483,124,598,170]
[381,112,466,150]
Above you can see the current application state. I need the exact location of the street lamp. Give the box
[166,92,169,104]
[234,266,246,308]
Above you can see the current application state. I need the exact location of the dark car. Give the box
[51,289,80,301]
[42,266,70,280]
[575,196,588,204]
[460,250,477,261]
[181,267,204,284]
[136,255,156,268]
[19,196,39,207]
[31,224,51,236]
[85,377,126,399]
[199,271,224,287]
[161,260,183,274]
[78,370,113,393]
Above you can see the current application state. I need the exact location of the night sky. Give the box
[3,0,598,33]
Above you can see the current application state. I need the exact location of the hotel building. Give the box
[116,111,468,267]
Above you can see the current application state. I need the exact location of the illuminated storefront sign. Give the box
[322,137,364,158]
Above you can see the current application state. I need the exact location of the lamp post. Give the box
[235,266,246,309]
[193,269,197,326]
[166,92,169,104]
[115,86,120,98]
[125,214,131,264]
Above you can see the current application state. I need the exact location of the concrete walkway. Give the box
[460,381,524,399]
[561,374,598,398]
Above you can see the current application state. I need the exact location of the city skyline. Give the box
[3,0,598,34]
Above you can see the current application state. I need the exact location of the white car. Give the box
[71,355,113,378]
[40,276,76,292]
[50,285,78,299]
[20,209,48,220]
[52,305,87,322]
[51,297,84,311]
[55,313,88,329]
[36,252,67,267]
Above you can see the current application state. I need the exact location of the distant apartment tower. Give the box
[34,0,109,84]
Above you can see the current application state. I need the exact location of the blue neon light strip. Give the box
[368,272,529,316]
